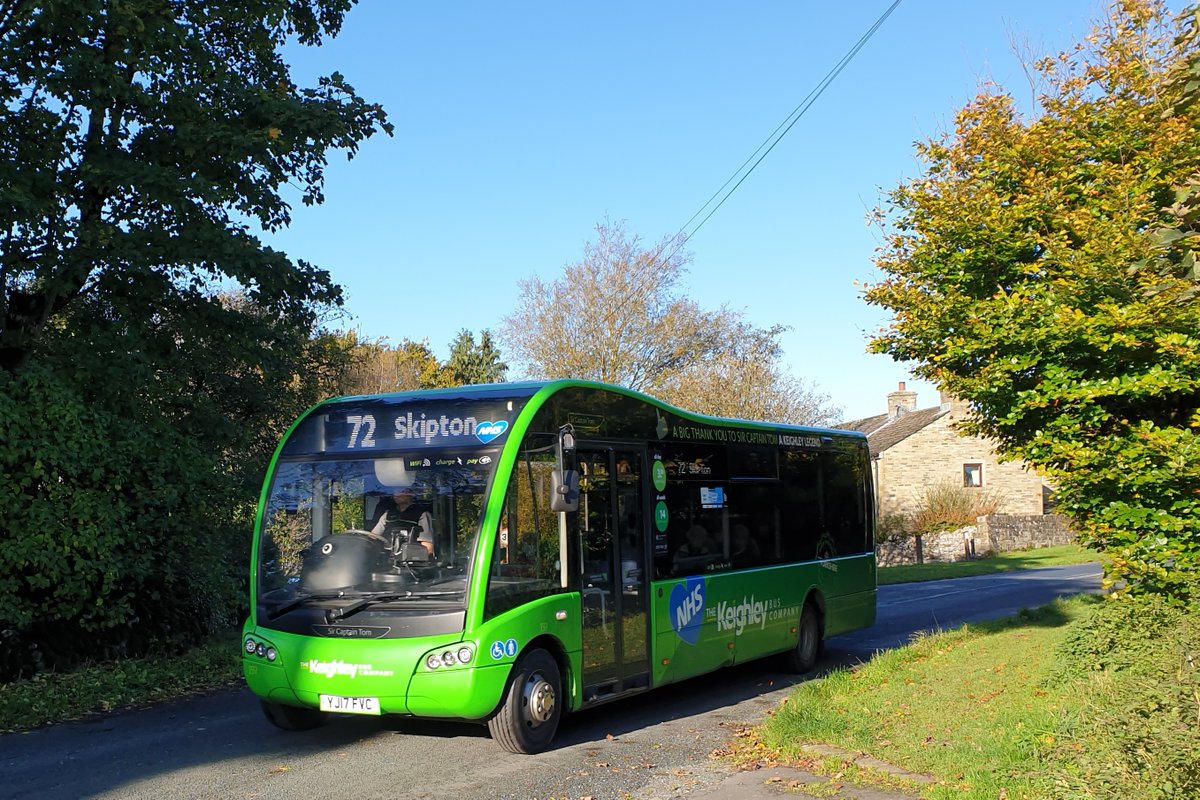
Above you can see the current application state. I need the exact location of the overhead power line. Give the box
[594,0,904,333]
[672,0,904,253]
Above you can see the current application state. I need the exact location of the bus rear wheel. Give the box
[784,604,823,674]
[488,648,562,754]
[261,700,324,731]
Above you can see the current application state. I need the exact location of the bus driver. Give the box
[371,484,435,557]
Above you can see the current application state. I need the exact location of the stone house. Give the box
[839,383,1046,530]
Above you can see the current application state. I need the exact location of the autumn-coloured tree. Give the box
[500,219,834,423]
[866,0,1200,598]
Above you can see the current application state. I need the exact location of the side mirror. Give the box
[550,424,579,512]
[550,468,579,512]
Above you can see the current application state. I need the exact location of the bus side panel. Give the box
[721,564,823,665]
[651,577,732,686]
[651,565,823,684]
[820,554,878,637]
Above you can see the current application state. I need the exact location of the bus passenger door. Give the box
[575,447,650,702]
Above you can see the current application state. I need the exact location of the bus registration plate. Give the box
[319,694,380,715]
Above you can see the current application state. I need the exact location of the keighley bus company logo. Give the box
[301,659,394,679]
[669,578,796,644]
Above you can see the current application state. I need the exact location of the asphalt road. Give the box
[0,563,1101,800]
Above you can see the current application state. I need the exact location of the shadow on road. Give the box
[0,563,1103,799]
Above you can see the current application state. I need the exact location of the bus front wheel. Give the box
[784,604,823,674]
[488,648,562,754]
[261,700,324,731]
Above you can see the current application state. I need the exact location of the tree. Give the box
[499,219,731,391]
[499,219,833,423]
[0,1,389,677]
[447,328,508,385]
[654,322,841,425]
[330,329,509,398]
[864,0,1200,598]
[0,0,392,373]
[0,286,345,679]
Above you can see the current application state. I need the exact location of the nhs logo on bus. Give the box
[669,577,706,645]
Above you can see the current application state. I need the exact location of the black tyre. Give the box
[487,648,562,754]
[783,603,823,674]
[261,700,325,731]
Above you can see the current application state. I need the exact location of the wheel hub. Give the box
[524,673,556,724]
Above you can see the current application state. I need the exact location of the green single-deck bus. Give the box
[243,380,876,753]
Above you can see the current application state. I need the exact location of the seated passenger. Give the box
[673,524,716,571]
[731,524,761,565]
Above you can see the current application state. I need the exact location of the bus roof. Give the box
[313,380,865,441]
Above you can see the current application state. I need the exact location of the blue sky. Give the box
[266,0,1137,421]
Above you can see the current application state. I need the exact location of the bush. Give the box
[909,480,1003,536]
[0,364,247,680]
[874,513,911,544]
[1049,595,1200,799]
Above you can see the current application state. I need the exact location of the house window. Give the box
[963,463,983,487]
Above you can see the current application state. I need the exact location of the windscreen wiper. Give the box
[266,592,361,620]
[329,590,464,621]
[326,593,410,621]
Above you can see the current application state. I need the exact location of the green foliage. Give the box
[0,2,387,678]
[865,0,1200,599]
[0,362,240,677]
[0,0,391,372]
[1049,595,1200,798]
[330,329,509,396]
[874,512,911,543]
[446,328,508,385]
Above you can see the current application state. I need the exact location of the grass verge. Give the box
[877,544,1097,585]
[749,594,1200,799]
[0,629,242,734]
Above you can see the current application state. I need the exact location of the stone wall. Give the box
[875,527,976,566]
[875,514,1075,566]
[977,514,1075,553]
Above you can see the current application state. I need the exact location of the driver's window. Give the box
[484,452,561,619]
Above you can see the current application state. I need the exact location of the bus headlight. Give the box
[422,644,476,670]
[244,636,280,664]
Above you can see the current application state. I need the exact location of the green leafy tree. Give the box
[397,339,453,389]
[499,219,833,423]
[865,0,1200,598]
[0,0,388,678]
[0,0,391,373]
[447,328,508,385]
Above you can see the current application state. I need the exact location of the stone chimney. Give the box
[887,381,918,417]
[939,389,969,416]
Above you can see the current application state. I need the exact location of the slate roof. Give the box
[835,405,950,457]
